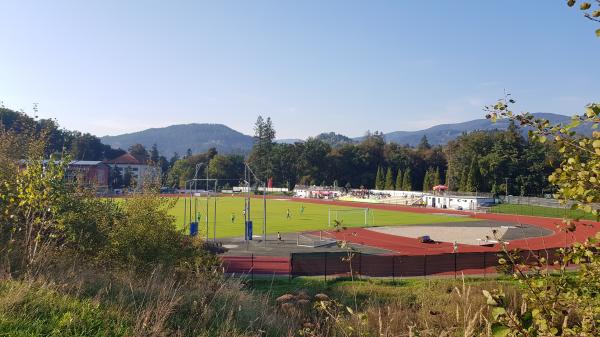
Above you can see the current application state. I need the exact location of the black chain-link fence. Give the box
[290,249,562,279]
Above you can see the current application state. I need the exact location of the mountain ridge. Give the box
[100,113,585,155]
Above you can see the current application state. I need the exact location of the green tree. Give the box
[395,168,403,190]
[422,168,432,192]
[248,115,276,180]
[128,143,148,161]
[384,167,394,190]
[417,135,431,151]
[483,47,600,333]
[458,169,468,191]
[433,167,441,186]
[375,166,385,189]
[402,168,412,191]
[150,143,160,163]
[123,166,134,188]
[208,154,245,185]
[465,157,481,192]
[169,152,179,167]
[565,0,600,37]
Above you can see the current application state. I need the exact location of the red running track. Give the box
[221,197,600,275]
[298,197,600,255]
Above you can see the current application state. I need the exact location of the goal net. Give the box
[328,208,372,227]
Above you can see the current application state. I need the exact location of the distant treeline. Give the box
[0,107,126,160]
[1,108,559,195]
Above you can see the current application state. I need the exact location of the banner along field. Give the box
[167,196,477,238]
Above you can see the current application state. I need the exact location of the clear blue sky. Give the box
[1,1,599,139]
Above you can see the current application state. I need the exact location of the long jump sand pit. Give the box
[367,220,554,246]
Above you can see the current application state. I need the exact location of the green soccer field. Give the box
[167,196,476,238]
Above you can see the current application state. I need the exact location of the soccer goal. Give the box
[328,208,372,227]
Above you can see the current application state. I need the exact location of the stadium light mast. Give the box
[244,163,267,246]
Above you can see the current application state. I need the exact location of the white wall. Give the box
[234,186,289,193]
[424,195,495,210]
[369,189,426,197]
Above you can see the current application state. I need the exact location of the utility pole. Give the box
[213,180,217,242]
[206,165,209,241]
[504,177,509,203]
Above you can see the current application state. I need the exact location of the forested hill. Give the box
[100,123,254,156]
[378,113,591,146]
[99,113,588,155]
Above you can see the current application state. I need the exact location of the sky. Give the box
[1,1,599,140]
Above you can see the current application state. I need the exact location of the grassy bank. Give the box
[490,203,599,221]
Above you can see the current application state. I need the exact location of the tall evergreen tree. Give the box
[459,169,468,192]
[128,143,148,161]
[402,168,412,191]
[491,182,499,196]
[169,152,179,167]
[375,166,385,189]
[465,157,481,192]
[384,167,394,190]
[417,135,431,151]
[150,143,160,163]
[395,169,403,190]
[422,169,432,192]
[248,115,276,180]
[433,167,441,186]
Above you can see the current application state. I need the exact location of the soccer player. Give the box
[300,205,305,215]
[286,208,291,219]
[231,213,235,223]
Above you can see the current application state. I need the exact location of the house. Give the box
[67,161,110,187]
[103,153,152,188]
[34,160,109,188]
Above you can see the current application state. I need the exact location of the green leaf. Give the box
[538,135,547,143]
[492,307,506,320]
[491,323,510,337]
[521,311,533,329]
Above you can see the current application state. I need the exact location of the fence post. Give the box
[483,253,487,278]
[423,255,427,278]
[358,252,362,278]
[454,253,457,279]
[289,253,293,282]
[324,252,328,283]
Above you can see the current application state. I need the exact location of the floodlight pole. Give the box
[263,180,266,246]
[214,179,217,242]
[244,163,267,246]
[206,167,209,241]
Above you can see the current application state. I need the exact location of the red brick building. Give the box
[66,161,110,187]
